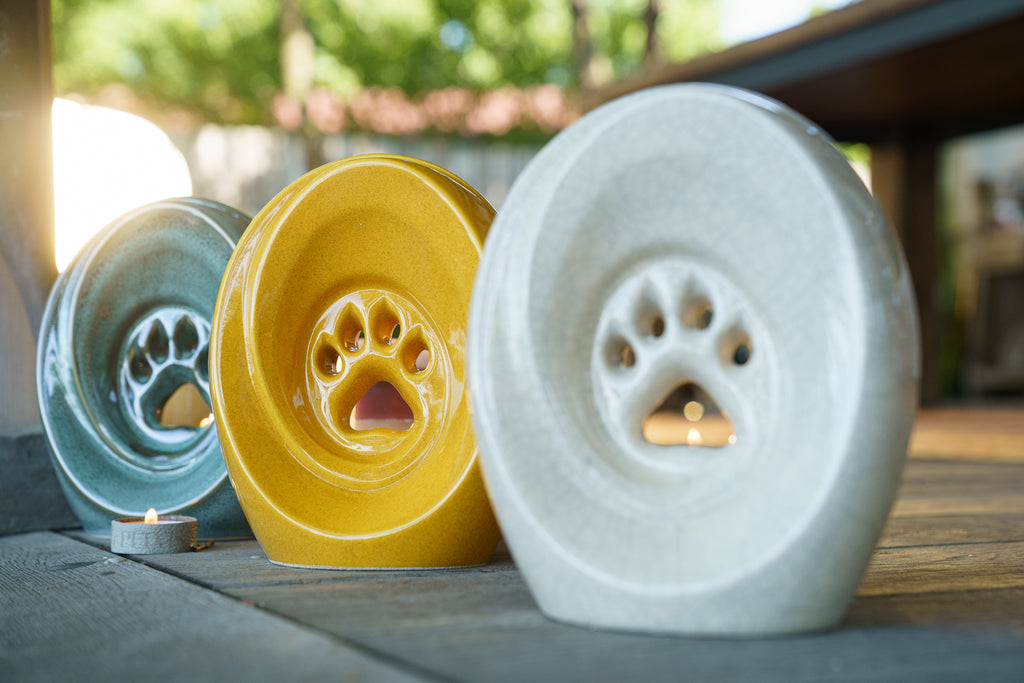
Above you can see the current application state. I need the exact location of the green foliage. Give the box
[838,142,871,166]
[587,0,722,80]
[53,0,282,123]
[52,0,722,126]
[657,0,723,62]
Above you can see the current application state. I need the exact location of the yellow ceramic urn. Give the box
[210,154,501,568]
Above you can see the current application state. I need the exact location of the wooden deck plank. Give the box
[909,408,1024,462]
[889,458,1024,516]
[859,542,1024,596]
[847,588,1024,629]
[897,457,1024,486]
[63,531,516,592]
[891,494,1024,517]
[878,513,1024,547]
[229,570,538,636]
[349,622,1024,683]
[0,532,423,682]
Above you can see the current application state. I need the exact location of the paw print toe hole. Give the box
[369,299,403,346]
[682,296,714,330]
[315,343,343,377]
[350,381,414,431]
[145,321,170,363]
[620,344,636,368]
[641,382,736,447]
[172,317,200,359]
[604,335,636,369]
[400,329,432,374]
[733,343,752,366]
[343,328,365,353]
[720,328,753,367]
[128,346,152,383]
[634,293,666,339]
[336,304,365,353]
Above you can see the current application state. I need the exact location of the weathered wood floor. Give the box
[3,409,1024,681]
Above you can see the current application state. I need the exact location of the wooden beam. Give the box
[871,138,943,404]
[581,0,1024,141]
[584,0,936,107]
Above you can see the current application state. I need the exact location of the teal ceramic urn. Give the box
[36,198,252,538]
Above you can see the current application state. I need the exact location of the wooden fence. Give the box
[171,125,542,217]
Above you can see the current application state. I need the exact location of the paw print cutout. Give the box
[306,289,441,450]
[119,307,213,453]
[592,259,774,481]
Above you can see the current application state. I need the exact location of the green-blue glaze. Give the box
[36,198,252,538]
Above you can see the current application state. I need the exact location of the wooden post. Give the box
[871,138,942,405]
[1,0,53,428]
[571,0,595,90]
[279,0,322,169]
[644,0,662,66]
[0,0,56,332]
[0,0,76,535]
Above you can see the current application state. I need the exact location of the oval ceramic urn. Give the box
[468,84,920,635]
[37,198,253,538]
[210,154,501,568]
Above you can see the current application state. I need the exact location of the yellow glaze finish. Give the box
[210,154,501,568]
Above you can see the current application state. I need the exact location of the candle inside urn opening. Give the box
[642,382,737,448]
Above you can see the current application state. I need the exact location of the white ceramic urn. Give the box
[468,84,920,636]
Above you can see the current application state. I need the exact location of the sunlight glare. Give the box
[52,99,193,271]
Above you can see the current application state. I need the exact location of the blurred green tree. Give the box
[53,0,283,124]
[52,0,721,131]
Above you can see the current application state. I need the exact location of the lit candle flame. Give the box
[198,413,214,428]
[687,428,702,446]
[144,508,159,524]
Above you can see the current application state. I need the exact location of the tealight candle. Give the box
[110,508,198,554]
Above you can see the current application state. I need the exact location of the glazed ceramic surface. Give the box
[210,154,501,568]
[37,198,252,538]
[468,84,920,635]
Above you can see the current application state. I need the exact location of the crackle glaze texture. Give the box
[468,84,920,635]
[36,198,252,538]
[210,154,501,568]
